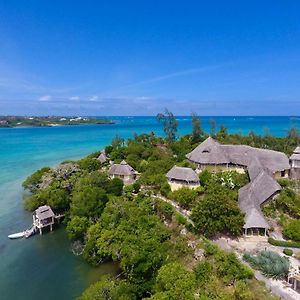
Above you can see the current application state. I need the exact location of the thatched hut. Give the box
[98,151,108,164]
[166,166,200,191]
[108,160,137,184]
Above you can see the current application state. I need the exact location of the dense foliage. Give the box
[22,167,51,192]
[191,179,245,237]
[22,114,300,300]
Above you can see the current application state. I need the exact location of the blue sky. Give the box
[0,1,300,115]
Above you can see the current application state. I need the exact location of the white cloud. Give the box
[89,95,99,101]
[39,95,52,101]
[69,96,80,101]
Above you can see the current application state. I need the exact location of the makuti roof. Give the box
[243,207,270,229]
[186,137,230,165]
[35,205,54,220]
[293,146,300,154]
[238,170,281,211]
[166,166,199,183]
[108,160,136,176]
[290,152,300,161]
[186,137,290,173]
[98,152,108,163]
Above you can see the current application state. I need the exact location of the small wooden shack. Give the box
[33,205,55,235]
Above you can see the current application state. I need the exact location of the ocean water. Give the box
[0,116,299,300]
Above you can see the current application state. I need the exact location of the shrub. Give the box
[66,216,89,240]
[283,248,293,256]
[199,170,212,187]
[78,157,100,172]
[194,261,212,285]
[107,178,124,196]
[155,200,173,220]
[268,237,300,248]
[243,251,289,279]
[22,167,51,191]
[132,182,141,193]
[170,187,198,208]
[175,212,188,226]
[215,251,253,284]
[283,219,300,241]
[203,241,219,256]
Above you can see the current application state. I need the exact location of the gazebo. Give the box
[243,207,270,236]
[33,205,55,235]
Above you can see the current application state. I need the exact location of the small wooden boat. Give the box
[8,231,26,239]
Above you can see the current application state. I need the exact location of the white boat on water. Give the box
[8,231,26,239]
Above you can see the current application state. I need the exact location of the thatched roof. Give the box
[239,171,281,210]
[290,153,300,161]
[293,146,300,154]
[187,137,288,229]
[98,152,108,163]
[166,166,199,183]
[186,137,290,173]
[186,137,230,165]
[35,205,54,220]
[243,208,270,229]
[108,160,136,176]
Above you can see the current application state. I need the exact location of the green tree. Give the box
[209,118,216,137]
[71,187,108,219]
[78,157,101,172]
[22,167,51,192]
[217,124,228,140]
[170,187,198,209]
[107,178,124,196]
[156,109,178,143]
[151,262,196,300]
[66,216,89,240]
[191,112,204,143]
[283,219,300,241]
[191,184,244,236]
[78,277,137,300]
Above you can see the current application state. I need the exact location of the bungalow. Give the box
[166,165,200,191]
[290,146,300,179]
[186,137,290,236]
[108,160,137,184]
[97,151,108,164]
[33,205,55,235]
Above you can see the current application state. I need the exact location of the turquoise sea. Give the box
[0,116,299,300]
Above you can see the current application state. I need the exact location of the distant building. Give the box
[108,160,137,184]
[166,166,200,191]
[33,205,55,235]
[186,137,291,236]
[290,146,300,179]
[97,151,108,164]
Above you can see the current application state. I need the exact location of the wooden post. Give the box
[294,278,297,290]
[39,227,42,235]
[50,224,53,232]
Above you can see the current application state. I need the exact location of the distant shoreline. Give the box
[0,116,115,128]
